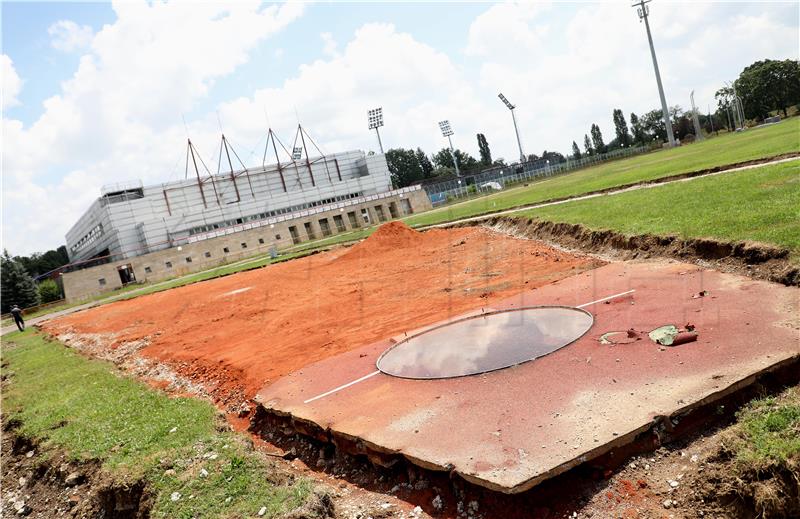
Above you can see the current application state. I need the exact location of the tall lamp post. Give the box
[498,93,526,163]
[632,0,676,148]
[438,120,460,177]
[690,90,704,141]
[368,107,385,153]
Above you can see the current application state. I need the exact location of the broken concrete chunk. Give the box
[649,325,679,345]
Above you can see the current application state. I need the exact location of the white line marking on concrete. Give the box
[302,289,637,404]
[576,289,636,308]
[303,370,381,404]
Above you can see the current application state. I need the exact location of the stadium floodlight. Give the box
[498,93,526,163]
[367,107,385,153]
[292,147,303,160]
[689,90,704,141]
[438,120,460,176]
[632,0,675,148]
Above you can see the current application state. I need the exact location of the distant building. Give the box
[62,145,430,301]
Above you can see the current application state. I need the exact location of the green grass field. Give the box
[404,118,800,227]
[1,330,311,518]
[728,386,800,468]
[519,160,800,257]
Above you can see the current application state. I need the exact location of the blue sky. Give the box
[2,1,798,255]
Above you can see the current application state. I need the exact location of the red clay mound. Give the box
[344,221,422,257]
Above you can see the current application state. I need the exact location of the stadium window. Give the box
[241,242,247,249]
[165,261,172,268]
[144,266,152,274]
[185,257,192,263]
[204,251,211,258]
[223,247,230,253]
[258,238,265,244]
[98,278,106,286]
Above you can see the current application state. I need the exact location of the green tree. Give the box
[38,278,63,303]
[736,59,800,119]
[630,112,646,145]
[541,150,566,164]
[415,148,435,179]
[476,133,492,166]
[590,124,606,154]
[583,134,593,156]
[432,148,479,171]
[12,245,70,277]
[612,109,632,146]
[1,250,40,312]
[641,109,668,142]
[386,148,425,188]
[571,141,582,160]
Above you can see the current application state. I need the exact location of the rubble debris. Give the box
[649,325,698,346]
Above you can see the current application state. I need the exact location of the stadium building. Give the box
[62,130,431,301]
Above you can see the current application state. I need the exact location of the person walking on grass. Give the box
[10,304,25,331]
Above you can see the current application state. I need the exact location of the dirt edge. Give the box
[464,216,800,286]
[1,420,152,519]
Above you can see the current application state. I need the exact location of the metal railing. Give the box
[423,146,648,206]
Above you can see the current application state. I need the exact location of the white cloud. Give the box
[1,55,22,110]
[217,23,472,160]
[48,20,95,52]
[469,2,799,157]
[2,1,304,255]
[465,1,551,59]
[320,32,338,57]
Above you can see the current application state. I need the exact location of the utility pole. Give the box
[438,120,461,177]
[498,93,526,163]
[690,91,704,141]
[367,107,385,153]
[633,0,675,147]
[708,104,714,134]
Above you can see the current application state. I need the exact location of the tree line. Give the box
[387,58,798,188]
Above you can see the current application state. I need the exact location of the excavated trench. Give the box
[474,216,799,286]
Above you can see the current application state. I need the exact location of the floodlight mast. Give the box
[689,90,704,141]
[438,120,460,177]
[633,0,675,148]
[367,107,385,154]
[498,93,526,163]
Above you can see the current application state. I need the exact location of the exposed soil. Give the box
[480,216,799,286]
[1,420,151,519]
[42,223,602,418]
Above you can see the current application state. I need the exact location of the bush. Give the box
[38,279,62,303]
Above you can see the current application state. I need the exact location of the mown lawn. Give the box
[518,160,800,256]
[1,330,311,518]
[404,118,800,227]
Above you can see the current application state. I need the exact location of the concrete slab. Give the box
[255,262,799,493]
